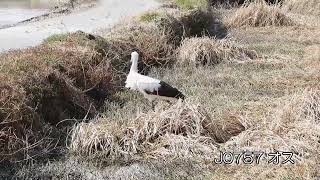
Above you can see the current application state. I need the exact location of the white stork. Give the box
[125,51,185,107]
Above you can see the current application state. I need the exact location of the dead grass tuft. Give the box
[136,8,228,50]
[275,89,320,134]
[272,89,320,170]
[106,23,175,66]
[177,37,257,66]
[69,100,245,161]
[227,1,295,27]
[283,0,320,16]
[143,8,227,45]
[148,134,217,160]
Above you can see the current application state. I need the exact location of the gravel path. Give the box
[0,0,160,52]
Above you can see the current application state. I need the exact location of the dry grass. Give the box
[177,9,227,39]
[228,26,320,58]
[104,22,175,66]
[224,88,320,154]
[227,1,295,27]
[2,1,320,179]
[69,100,244,161]
[0,6,228,163]
[304,45,320,63]
[103,23,176,88]
[138,8,227,44]
[102,8,227,85]
[0,31,113,162]
[14,157,212,179]
[177,37,257,66]
[144,17,320,177]
[283,0,320,16]
[208,89,320,179]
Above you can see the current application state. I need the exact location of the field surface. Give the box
[0,0,319,179]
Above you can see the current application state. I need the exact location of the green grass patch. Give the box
[140,12,161,22]
[174,0,208,9]
[44,34,69,44]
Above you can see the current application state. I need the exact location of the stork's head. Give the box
[131,51,139,62]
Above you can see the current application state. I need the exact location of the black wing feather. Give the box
[145,81,185,100]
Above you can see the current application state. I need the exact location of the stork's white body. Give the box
[125,52,185,103]
[125,71,163,101]
[125,71,161,94]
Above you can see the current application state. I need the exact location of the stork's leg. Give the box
[138,88,156,110]
[151,100,156,110]
[146,97,156,111]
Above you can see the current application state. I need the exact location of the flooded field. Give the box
[0,0,60,26]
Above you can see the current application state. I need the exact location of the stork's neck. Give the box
[130,58,138,73]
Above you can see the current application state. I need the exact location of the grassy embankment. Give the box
[1,0,320,179]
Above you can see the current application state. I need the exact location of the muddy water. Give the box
[0,0,59,26]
